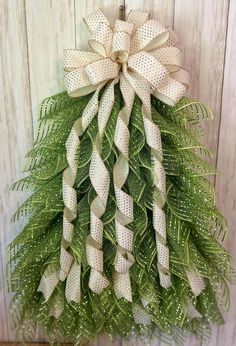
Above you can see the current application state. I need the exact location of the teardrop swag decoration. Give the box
[9,7,234,345]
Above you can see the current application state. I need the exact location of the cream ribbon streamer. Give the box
[186,270,206,319]
[39,8,193,307]
[113,70,135,302]
[142,104,171,288]
[38,85,105,311]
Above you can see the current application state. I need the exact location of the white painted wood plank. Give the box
[1,0,74,341]
[1,0,235,344]
[25,0,76,130]
[174,3,231,344]
[215,0,236,345]
[22,0,76,342]
[0,0,33,341]
[125,0,174,26]
[174,0,229,173]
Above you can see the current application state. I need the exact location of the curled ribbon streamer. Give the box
[133,298,152,325]
[39,8,191,307]
[113,72,135,302]
[38,263,59,302]
[142,105,171,288]
[87,145,110,293]
[38,84,105,305]
[186,270,206,296]
[185,271,206,319]
[86,79,119,293]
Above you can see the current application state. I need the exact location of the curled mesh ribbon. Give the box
[38,8,207,314]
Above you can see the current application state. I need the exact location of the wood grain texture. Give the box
[1,0,236,345]
[24,0,76,341]
[0,0,33,341]
[25,0,76,131]
[174,0,229,173]
[214,0,236,344]
[125,0,174,26]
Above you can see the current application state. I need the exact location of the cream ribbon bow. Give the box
[39,8,192,318]
[64,9,189,107]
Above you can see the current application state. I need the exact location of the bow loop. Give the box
[128,51,169,89]
[64,67,96,97]
[64,9,189,105]
[64,50,101,71]
[126,9,150,30]
[89,22,113,57]
[83,8,109,33]
[112,20,134,63]
[151,47,182,72]
[85,58,120,85]
[130,19,169,55]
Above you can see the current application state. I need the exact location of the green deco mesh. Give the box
[8,85,234,345]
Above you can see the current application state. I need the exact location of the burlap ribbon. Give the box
[38,8,203,317]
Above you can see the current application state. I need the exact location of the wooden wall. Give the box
[1,0,235,344]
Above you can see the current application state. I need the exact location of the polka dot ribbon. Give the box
[38,8,194,316]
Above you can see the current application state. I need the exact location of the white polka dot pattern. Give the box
[59,7,191,308]
[98,80,118,136]
[86,149,110,294]
[83,8,109,34]
[165,26,180,47]
[59,122,80,286]
[143,116,163,159]
[128,51,169,89]
[119,72,135,112]
[115,221,133,252]
[112,20,134,63]
[64,8,189,107]
[65,261,81,303]
[81,83,104,132]
[186,270,206,296]
[63,216,74,243]
[126,9,150,31]
[186,298,202,320]
[40,78,105,305]
[123,67,151,113]
[113,75,136,302]
[113,271,132,302]
[151,47,182,72]
[38,264,59,302]
[89,22,113,57]
[115,187,133,221]
[130,19,168,54]
[64,67,96,98]
[85,58,119,85]
[153,76,186,106]
[171,67,190,88]
[112,31,130,61]
[133,304,151,325]
[64,50,101,71]
[114,19,133,35]
[59,246,74,281]
[142,105,171,289]
[89,268,110,294]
